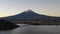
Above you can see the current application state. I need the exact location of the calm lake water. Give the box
[0,24,60,34]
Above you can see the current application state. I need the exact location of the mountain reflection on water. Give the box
[0,24,60,34]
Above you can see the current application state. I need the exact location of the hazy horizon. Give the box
[0,0,60,17]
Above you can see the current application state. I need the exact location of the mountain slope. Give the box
[1,9,60,21]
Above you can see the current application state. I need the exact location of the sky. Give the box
[0,0,60,17]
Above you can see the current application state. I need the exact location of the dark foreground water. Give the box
[0,24,60,34]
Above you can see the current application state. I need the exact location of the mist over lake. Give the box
[0,24,60,34]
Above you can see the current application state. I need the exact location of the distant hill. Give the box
[0,19,19,30]
[1,9,60,21]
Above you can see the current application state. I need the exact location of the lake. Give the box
[0,24,60,34]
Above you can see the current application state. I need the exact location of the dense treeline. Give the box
[0,19,19,30]
[11,19,60,25]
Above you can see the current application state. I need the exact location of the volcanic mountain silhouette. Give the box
[2,9,60,21]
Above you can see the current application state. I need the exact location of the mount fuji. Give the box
[1,9,60,21]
